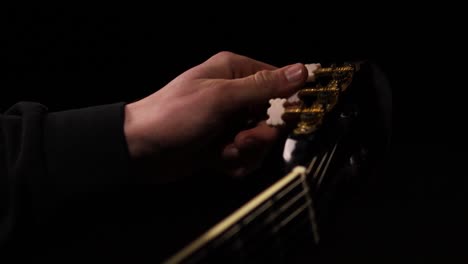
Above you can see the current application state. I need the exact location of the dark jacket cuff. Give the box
[44,102,131,197]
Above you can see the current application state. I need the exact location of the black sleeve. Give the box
[0,101,131,257]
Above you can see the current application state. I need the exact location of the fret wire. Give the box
[212,201,306,253]
[270,178,305,221]
[242,200,273,226]
[216,186,307,247]
[313,151,329,179]
[235,209,315,262]
[183,168,319,262]
[194,213,314,264]
[213,208,286,261]
[233,177,318,260]
[317,143,338,187]
[301,170,320,243]
[305,156,318,175]
[275,178,303,200]
[240,184,307,235]
[236,177,306,236]
[188,135,337,262]
[208,200,317,263]
[163,167,309,264]
[212,178,311,253]
[271,182,309,259]
[272,189,308,221]
[197,179,306,258]
[272,203,309,232]
[230,195,311,248]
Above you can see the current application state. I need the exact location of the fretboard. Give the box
[163,166,320,264]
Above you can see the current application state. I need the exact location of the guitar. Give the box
[162,61,392,264]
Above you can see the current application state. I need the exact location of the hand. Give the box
[124,51,307,181]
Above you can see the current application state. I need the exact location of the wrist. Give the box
[124,102,146,159]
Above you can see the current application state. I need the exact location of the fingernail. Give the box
[285,64,304,83]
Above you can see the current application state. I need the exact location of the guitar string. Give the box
[214,206,315,262]
[313,151,329,179]
[208,173,310,239]
[192,147,338,261]
[301,168,320,244]
[317,143,338,187]
[241,177,303,226]
[197,190,306,260]
[266,143,337,246]
[185,167,311,261]
[189,175,311,261]
[235,214,313,263]
[208,179,312,258]
[305,156,318,176]
[211,178,307,246]
[238,147,336,238]
[206,205,312,260]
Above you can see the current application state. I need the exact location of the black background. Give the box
[1,5,465,263]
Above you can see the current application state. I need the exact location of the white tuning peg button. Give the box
[267,98,287,126]
[305,63,321,82]
[286,63,321,104]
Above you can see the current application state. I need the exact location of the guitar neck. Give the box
[164,61,363,263]
[163,166,320,264]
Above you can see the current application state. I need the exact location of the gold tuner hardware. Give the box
[298,87,340,97]
[266,61,361,135]
[266,99,325,128]
[311,63,360,92]
[314,65,355,78]
[291,104,326,135]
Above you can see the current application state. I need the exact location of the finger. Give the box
[223,148,267,179]
[223,122,281,178]
[221,143,240,160]
[199,51,278,79]
[233,121,281,150]
[223,63,307,111]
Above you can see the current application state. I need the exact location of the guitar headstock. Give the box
[265,60,390,198]
[267,62,362,135]
[265,60,391,240]
[161,60,391,264]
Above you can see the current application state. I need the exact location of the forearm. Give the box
[1,101,131,253]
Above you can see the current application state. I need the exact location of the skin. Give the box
[124,51,307,181]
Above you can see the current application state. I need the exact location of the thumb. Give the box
[227,63,307,107]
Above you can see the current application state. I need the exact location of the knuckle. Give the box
[254,70,272,86]
[253,70,277,97]
[212,51,236,63]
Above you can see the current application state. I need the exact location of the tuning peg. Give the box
[305,63,321,82]
[266,98,287,126]
[266,63,322,127]
[265,62,361,134]
[266,98,302,127]
[267,98,326,127]
[285,63,321,104]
